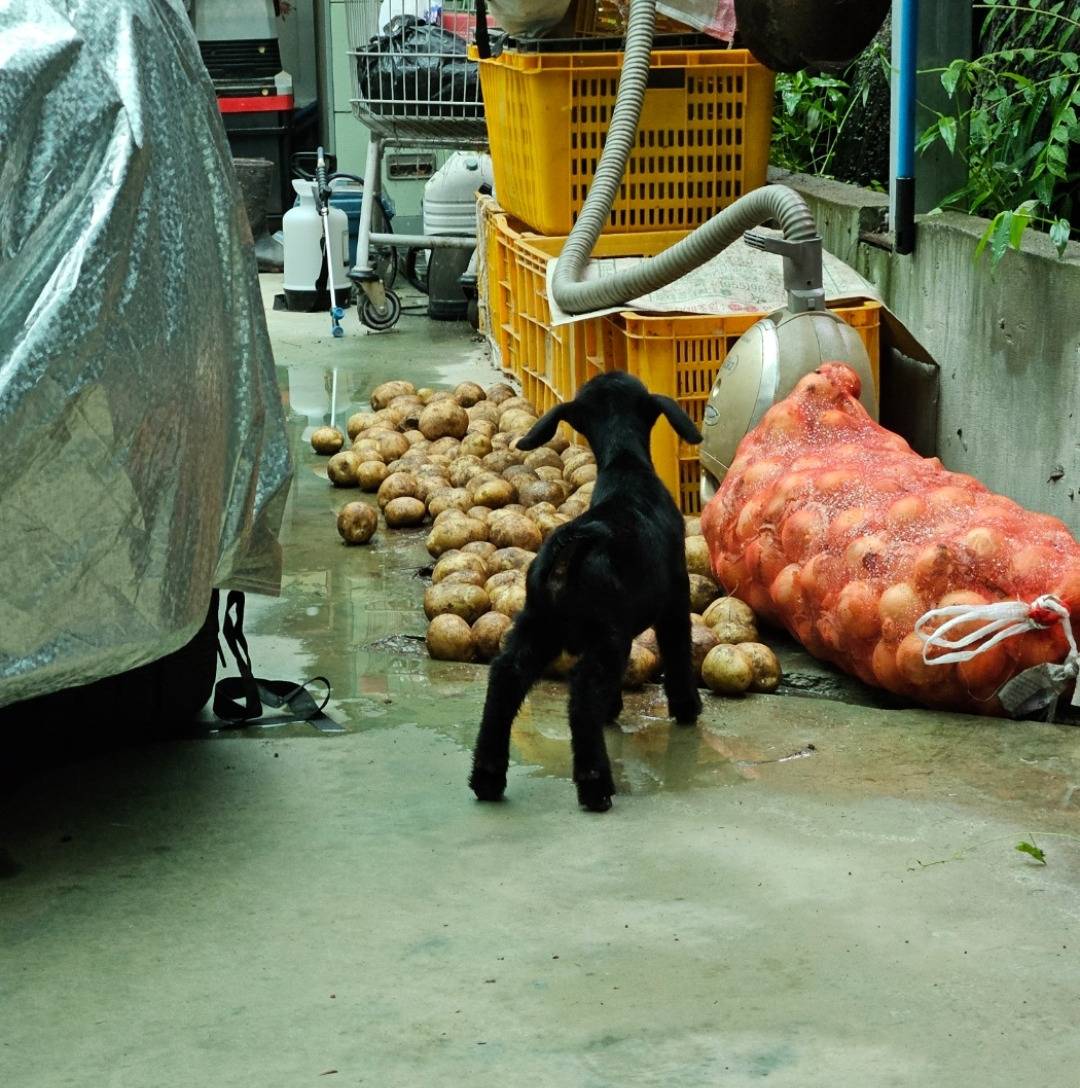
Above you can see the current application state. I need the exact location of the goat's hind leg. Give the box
[470,611,558,802]
[656,606,702,725]
[568,638,629,812]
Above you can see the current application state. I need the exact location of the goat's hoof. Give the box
[670,691,702,725]
[469,764,507,802]
[606,697,623,724]
[576,774,616,813]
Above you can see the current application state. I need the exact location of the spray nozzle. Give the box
[315,147,332,210]
[743,231,826,314]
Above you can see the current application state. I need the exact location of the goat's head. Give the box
[515,372,702,467]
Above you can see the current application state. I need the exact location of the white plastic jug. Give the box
[422,152,495,237]
[283,179,350,310]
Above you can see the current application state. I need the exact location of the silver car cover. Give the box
[0,0,292,708]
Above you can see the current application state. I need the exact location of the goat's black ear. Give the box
[652,395,703,444]
[515,404,569,450]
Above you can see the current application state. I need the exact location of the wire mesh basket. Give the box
[346,0,489,144]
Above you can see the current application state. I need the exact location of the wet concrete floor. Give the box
[2,278,1079,1086]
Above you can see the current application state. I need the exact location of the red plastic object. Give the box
[439,12,496,37]
[217,94,294,114]
[701,364,1080,715]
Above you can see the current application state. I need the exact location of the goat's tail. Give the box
[529,519,613,602]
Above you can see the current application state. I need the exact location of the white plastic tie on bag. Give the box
[915,595,1080,718]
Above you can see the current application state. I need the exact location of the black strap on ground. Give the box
[213,591,332,726]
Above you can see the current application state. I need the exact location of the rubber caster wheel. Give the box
[360,290,401,331]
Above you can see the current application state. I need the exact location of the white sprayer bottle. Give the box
[283,179,350,312]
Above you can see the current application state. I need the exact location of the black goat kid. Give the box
[469,372,704,813]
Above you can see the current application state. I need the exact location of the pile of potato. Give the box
[309,378,782,699]
[624,585,780,697]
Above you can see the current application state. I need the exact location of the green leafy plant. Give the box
[1016,839,1048,864]
[771,71,855,176]
[918,0,1079,264]
[771,43,890,181]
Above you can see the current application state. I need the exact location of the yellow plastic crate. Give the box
[506,223,881,514]
[507,230,688,440]
[476,195,515,373]
[504,227,584,408]
[476,47,775,235]
[590,304,882,515]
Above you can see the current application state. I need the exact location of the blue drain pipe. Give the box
[893,0,919,254]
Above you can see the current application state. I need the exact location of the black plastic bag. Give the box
[357,19,484,118]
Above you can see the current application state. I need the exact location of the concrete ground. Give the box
[3,278,1080,1087]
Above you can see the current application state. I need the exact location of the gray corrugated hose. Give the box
[550,0,819,315]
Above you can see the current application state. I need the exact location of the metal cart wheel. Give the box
[360,289,402,331]
[369,197,398,291]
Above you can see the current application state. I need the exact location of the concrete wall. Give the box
[771,168,1080,532]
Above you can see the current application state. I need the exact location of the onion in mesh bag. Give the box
[701,364,1080,717]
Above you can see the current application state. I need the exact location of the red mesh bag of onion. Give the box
[701,363,1080,718]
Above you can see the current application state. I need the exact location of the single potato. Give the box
[426,516,488,558]
[423,582,490,624]
[377,471,421,509]
[472,477,516,509]
[489,583,527,618]
[383,496,427,527]
[711,620,760,646]
[327,451,361,487]
[685,536,715,580]
[432,551,488,584]
[524,448,562,472]
[487,548,534,575]
[703,597,757,630]
[336,502,377,545]
[488,513,542,552]
[427,489,473,517]
[690,624,720,680]
[460,432,493,458]
[517,479,567,509]
[485,569,526,595]
[473,612,512,661]
[440,569,487,589]
[454,381,486,407]
[736,642,782,693]
[426,614,475,662]
[463,540,497,560]
[374,431,411,463]
[347,412,376,440]
[420,401,469,441]
[688,573,721,614]
[370,380,416,410]
[701,645,755,695]
[311,426,345,455]
[624,643,659,689]
[486,382,516,404]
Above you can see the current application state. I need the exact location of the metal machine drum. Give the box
[698,307,877,505]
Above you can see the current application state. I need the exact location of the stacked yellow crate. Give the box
[474,39,880,511]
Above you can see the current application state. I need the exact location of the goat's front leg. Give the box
[656,603,702,725]
[567,638,629,812]
[469,611,558,803]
